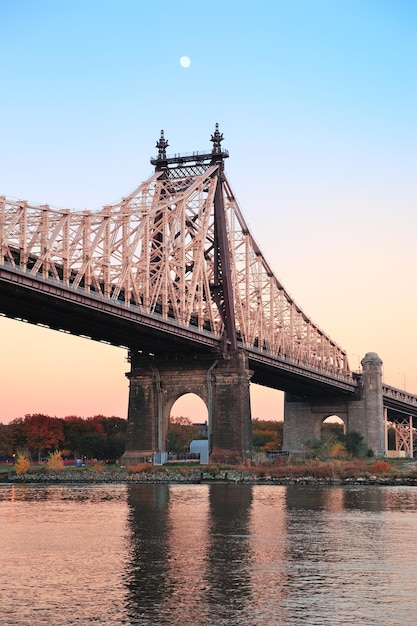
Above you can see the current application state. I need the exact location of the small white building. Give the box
[189,440,209,464]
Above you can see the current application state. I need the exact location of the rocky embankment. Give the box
[3,468,417,486]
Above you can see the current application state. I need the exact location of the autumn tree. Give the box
[306,428,365,458]
[0,423,14,458]
[78,433,107,459]
[3,414,127,461]
[62,415,126,459]
[15,450,31,474]
[321,422,344,442]
[76,415,106,460]
[63,416,91,457]
[252,419,283,452]
[8,418,28,452]
[166,416,200,454]
[85,415,106,434]
[22,414,65,461]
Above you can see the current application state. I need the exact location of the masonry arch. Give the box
[321,414,346,434]
[123,352,252,465]
[170,392,208,425]
[167,393,209,455]
[321,415,346,455]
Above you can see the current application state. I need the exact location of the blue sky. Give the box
[1,0,416,422]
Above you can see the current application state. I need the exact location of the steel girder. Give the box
[0,165,350,377]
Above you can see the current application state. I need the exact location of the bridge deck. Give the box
[0,263,359,398]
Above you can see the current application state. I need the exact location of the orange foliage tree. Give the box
[252,419,283,451]
[21,414,65,461]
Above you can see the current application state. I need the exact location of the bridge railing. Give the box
[383,384,417,407]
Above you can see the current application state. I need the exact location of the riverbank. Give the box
[4,473,417,486]
[2,458,417,486]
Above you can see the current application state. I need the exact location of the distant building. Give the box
[193,422,208,438]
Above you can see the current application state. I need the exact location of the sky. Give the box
[0,0,416,424]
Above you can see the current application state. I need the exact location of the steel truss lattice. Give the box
[0,154,350,377]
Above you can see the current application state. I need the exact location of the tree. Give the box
[78,433,107,460]
[85,416,106,434]
[63,416,91,457]
[305,438,325,458]
[321,422,344,442]
[9,418,28,452]
[23,414,65,461]
[0,423,14,458]
[166,416,199,454]
[344,430,365,457]
[99,416,127,459]
[252,419,283,451]
[100,416,127,437]
[4,413,127,462]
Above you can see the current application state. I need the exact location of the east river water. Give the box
[1,483,417,625]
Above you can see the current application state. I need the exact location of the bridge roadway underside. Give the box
[1,269,398,460]
[0,268,357,399]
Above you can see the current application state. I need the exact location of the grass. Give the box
[248,457,417,480]
[0,462,123,474]
[1,457,416,481]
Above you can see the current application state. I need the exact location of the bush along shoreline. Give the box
[2,458,417,486]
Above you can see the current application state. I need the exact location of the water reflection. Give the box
[1,483,417,625]
[283,485,417,625]
[126,484,172,624]
[0,484,129,625]
[125,484,254,625]
[249,487,289,623]
[205,485,253,620]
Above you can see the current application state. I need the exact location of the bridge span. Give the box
[1,126,416,462]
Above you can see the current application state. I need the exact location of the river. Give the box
[1,483,416,625]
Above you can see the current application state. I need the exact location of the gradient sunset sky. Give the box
[1,0,416,424]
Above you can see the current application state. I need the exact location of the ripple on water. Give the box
[0,483,416,625]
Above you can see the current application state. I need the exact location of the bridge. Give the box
[1,125,416,463]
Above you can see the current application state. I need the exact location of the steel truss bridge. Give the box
[1,125,416,454]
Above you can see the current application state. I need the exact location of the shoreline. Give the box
[2,469,417,487]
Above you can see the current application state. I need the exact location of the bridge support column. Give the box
[121,351,253,467]
[351,352,385,456]
[121,365,160,466]
[209,352,253,465]
[283,352,386,456]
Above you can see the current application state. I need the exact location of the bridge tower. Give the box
[122,126,253,466]
[5,124,410,463]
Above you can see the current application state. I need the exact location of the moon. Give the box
[180,56,191,68]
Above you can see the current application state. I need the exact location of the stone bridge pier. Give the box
[283,352,386,456]
[121,351,253,466]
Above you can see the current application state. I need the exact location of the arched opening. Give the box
[250,384,284,421]
[318,415,346,457]
[167,393,208,456]
[170,392,208,423]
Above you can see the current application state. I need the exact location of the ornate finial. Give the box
[210,123,224,155]
[156,130,169,160]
